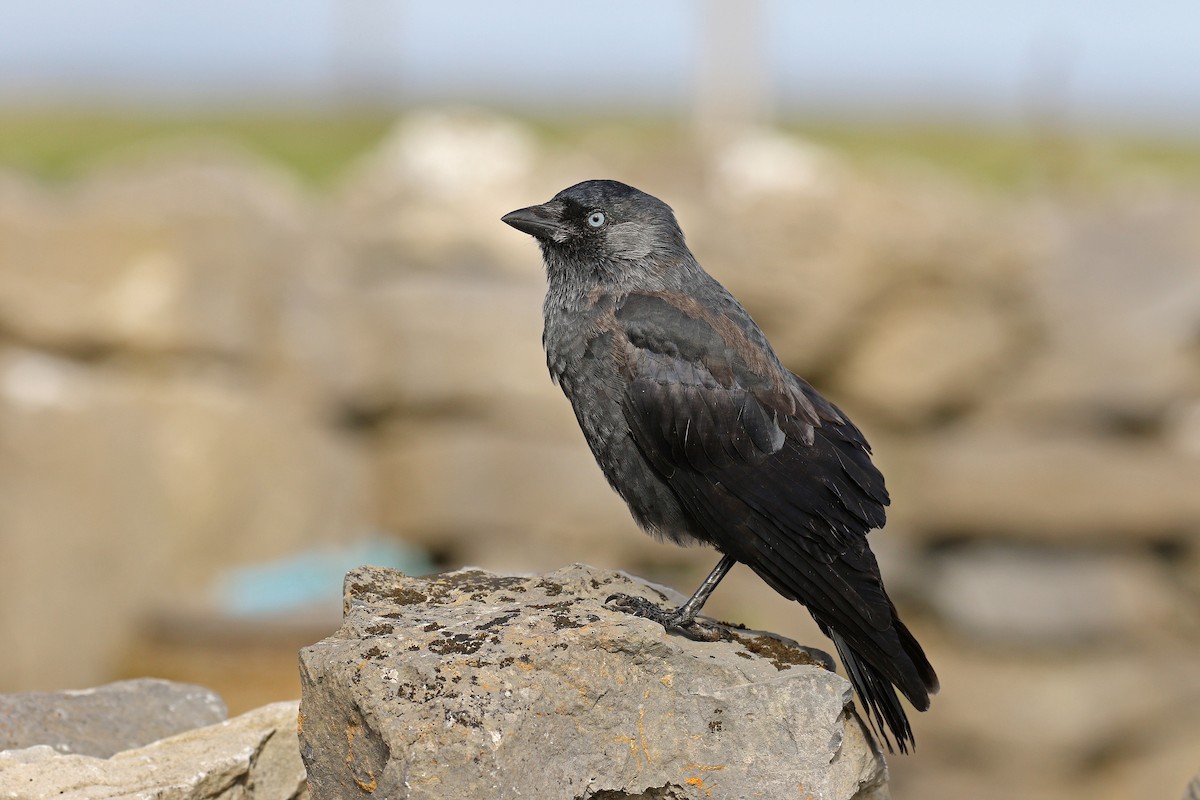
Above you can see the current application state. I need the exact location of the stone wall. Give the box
[1,109,1198,800]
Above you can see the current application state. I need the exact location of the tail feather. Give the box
[896,617,940,701]
[831,627,937,754]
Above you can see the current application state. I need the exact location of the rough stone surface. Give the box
[298,564,888,800]
[0,678,227,758]
[0,700,305,800]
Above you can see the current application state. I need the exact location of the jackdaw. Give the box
[502,179,938,753]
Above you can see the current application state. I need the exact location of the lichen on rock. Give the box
[298,564,888,800]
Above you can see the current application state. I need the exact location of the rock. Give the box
[0,358,370,692]
[1096,725,1200,800]
[330,272,560,426]
[985,193,1200,428]
[298,565,888,800]
[916,633,1200,774]
[0,678,226,757]
[373,421,638,572]
[1184,769,1200,800]
[690,162,1033,378]
[0,353,180,691]
[0,143,315,359]
[708,129,844,203]
[348,108,536,203]
[0,700,306,800]
[331,108,542,278]
[829,287,1027,428]
[887,426,1200,541]
[920,543,1180,646]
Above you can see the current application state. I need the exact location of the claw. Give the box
[604,593,727,642]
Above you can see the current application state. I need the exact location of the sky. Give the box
[1,0,1197,133]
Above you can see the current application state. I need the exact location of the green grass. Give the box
[1,111,1198,191]
[0,112,395,186]
[792,121,1200,190]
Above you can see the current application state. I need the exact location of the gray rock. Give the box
[0,678,226,758]
[0,700,305,800]
[298,564,888,800]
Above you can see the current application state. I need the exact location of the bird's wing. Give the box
[613,291,931,727]
[614,290,889,548]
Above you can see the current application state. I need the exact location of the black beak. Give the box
[501,203,564,240]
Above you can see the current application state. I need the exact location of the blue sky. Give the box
[1,0,1197,132]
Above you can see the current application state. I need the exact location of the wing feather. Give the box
[613,291,935,750]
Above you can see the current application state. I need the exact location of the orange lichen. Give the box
[345,721,377,793]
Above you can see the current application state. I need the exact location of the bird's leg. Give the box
[606,555,737,642]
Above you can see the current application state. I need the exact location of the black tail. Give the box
[830,620,939,754]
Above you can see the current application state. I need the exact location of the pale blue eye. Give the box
[586,211,606,228]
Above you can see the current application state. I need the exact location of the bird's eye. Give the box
[586,211,606,228]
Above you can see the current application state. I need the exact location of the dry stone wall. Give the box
[1,110,1198,800]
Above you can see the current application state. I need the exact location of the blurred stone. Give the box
[0,355,370,691]
[0,679,226,758]
[332,108,542,277]
[0,143,316,360]
[922,636,1200,774]
[1098,728,1200,800]
[298,565,887,800]
[374,420,638,572]
[830,287,1025,427]
[130,377,371,587]
[355,108,536,202]
[120,605,333,719]
[0,700,306,800]
[692,164,1034,378]
[888,763,1068,800]
[78,139,309,224]
[889,427,1200,540]
[708,129,843,202]
[0,352,177,691]
[331,272,566,432]
[984,193,1200,428]
[1184,768,1200,800]
[1165,398,1200,458]
[922,543,1179,646]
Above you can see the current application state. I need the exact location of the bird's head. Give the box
[502,180,690,279]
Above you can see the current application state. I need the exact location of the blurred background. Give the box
[2,1,1199,797]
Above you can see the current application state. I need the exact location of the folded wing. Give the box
[614,290,937,751]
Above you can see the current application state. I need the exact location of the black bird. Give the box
[501,179,938,753]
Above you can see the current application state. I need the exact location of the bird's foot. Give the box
[604,593,727,642]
